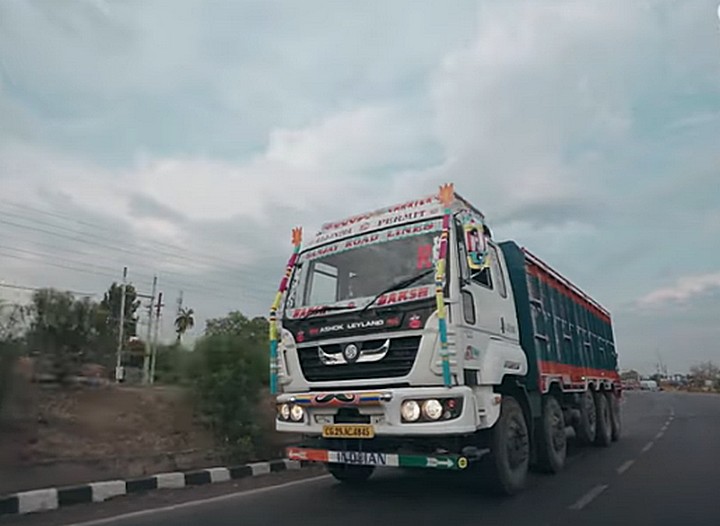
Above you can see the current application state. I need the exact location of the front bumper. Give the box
[276,385,500,436]
[287,446,469,470]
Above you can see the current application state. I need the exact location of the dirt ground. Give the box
[0,379,290,495]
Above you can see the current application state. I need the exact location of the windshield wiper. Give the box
[299,304,356,320]
[359,268,435,315]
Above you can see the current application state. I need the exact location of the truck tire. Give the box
[536,395,567,474]
[607,391,622,441]
[576,390,597,445]
[594,391,612,447]
[487,396,530,495]
[327,463,374,484]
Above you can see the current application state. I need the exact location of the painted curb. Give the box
[0,459,306,517]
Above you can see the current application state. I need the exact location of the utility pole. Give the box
[142,276,157,384]
[115,266,127,383]
[149,292,163,385]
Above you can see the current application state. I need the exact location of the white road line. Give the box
[60,475,332,526]
[655,431,664,440]
[641,442,654,453]
[569,484,609,510]
[617,460,635,475]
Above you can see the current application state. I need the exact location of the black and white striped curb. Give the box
[0,459,306,517]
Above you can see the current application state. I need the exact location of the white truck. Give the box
[269,184,622,494]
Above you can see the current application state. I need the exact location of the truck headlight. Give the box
[290,404,305,422]
[278,403,290,421]
[401,400,421,422]
[421,399,443,421]
[401,398,463,423]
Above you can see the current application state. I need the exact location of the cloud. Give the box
[1,0,720,369]
[637,272,720,308]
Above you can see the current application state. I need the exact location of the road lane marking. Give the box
[641,442,654,453]
[617,460,635,475]
[60,475,332,526]
[655,431,664,440]
[569,484,609,510]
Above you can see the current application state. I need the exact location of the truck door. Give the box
[454,221,518,364]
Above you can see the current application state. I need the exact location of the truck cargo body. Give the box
[500,241,619,395]
[273,189,621,493]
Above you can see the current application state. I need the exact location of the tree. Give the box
[99,282,140,339]
[0,300,28,415]
[0,300,27,343]
[205,311,268,341]
[192,311,269,460]
[25,289,99,382]
[689,361,720,389]
[175,307,195,344]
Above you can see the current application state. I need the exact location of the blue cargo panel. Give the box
[499,241,618,393]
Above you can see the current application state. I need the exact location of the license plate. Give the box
[322,424,375,439]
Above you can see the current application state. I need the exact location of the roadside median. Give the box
[0,457,315,517]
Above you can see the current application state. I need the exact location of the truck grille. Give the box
[297,336,421,382]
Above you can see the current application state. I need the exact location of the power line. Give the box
[0,230,271,297]
[0,249,268,303]
[0,216,278,296]
[4,199,253,267]
[0,244,271,303]
[0,241,240,293]
[0,210,240,273]
[0,203,246,270]
[0,282,96,297]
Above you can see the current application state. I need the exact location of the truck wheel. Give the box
[536,396,567,474]
[487,396,530,495]
[327,463,374,484]
[607,391,622,441]
[594,391,612,447]
[576,390,597,445]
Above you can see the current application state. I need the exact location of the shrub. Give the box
[192,331,268,461]
[0,341,21,417]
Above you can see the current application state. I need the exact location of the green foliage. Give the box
[153,344,198,385]
[25,289,98,381]
[205,311,268,341]
[0,301,28,414]
[0,341,21,416]
[99,282,141,340]
[192,311,269,460]
[22,283,142,380]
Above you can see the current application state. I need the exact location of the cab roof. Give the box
[305,191,485,249]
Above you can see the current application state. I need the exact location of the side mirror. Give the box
[463,224,488,270]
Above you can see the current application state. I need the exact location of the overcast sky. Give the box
[1,0,719,373]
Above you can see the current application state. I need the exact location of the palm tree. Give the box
[174,308,195,345]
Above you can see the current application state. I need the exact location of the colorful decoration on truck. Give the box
[436,183,454,388]
[289,391,392,407]
[269,227,303,395]
[287,447,469,470]
[462,215,490,271]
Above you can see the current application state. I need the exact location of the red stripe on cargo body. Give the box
[539,360,620,386]
[526,264,611,324]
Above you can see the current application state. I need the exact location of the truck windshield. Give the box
[287,220,443,312]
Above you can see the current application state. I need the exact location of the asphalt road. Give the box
[5,391,720,526]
